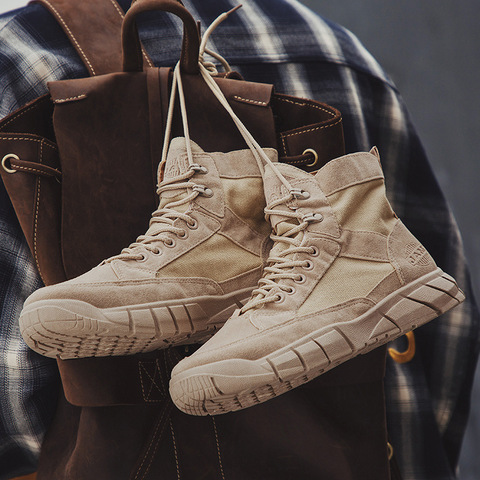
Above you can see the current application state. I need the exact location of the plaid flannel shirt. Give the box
[0,1,478,479]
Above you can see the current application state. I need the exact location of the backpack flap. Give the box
[48,0,278,280]
[0,95,66,284]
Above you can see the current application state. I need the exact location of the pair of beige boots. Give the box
[19,137,464,416]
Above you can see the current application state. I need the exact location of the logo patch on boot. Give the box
[164,154,190,180]
[405,243,429,266]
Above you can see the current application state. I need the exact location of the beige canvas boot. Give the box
[169,148,465,416]
[19,138,275,359]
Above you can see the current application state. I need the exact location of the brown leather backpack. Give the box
[0,1,391,478]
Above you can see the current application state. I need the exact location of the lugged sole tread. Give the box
[20,291,252,359]
[170,269,465,415]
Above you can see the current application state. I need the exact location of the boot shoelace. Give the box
[240,194,323,313]
[105,167,210,263]
[110,5,318,300]
[105,9,240,264]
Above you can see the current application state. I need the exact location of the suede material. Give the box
[25,276,223,309]
[185,152,225,219]
[316,151,383,196]
[340,229,389,262]
[213,148,276,178]
[263,163,341,238]
[218,266,264,294]
[174,300,374,371]
[387,219,437,285]
[366,271,403,304]
[161,137,199,181]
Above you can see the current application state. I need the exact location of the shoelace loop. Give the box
[302,212,323,223]
[240,192,321,313]
[290,188,310,199]
[105,168,208,263]
[189,163,208,174]
[192,184,214,197]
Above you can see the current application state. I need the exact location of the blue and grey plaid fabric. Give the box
[0,1,478,479]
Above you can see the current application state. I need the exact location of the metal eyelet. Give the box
[137,253,147,262]
[303,148,319,167]
[290,188,310,200]
[177,230,188,239]
[303,260,314,270]
[190,164,208,174]
[164,238,176,248]
[274,292,285,303]
[310,246,319,257]
[284,286,296,294]
[295,274,307,284]
[152,248,162,255]
[1,154,19,174]
[193,184,214,197]
[302,213,323,223]
[187,219,198,229]
[387,443,394,461]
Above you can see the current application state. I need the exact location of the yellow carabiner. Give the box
[388,331,416,364]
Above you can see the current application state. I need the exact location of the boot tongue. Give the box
[263,163,312,254]
[157,137,205,212]
[263,163,312,233]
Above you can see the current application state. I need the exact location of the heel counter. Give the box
[388,220,437,285]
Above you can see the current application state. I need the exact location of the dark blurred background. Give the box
[299,1,479,477]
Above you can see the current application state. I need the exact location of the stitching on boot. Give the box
[387,220,406,285]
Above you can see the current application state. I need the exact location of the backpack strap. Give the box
[30,0,153,75]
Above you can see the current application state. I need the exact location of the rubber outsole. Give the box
[19,288,253,359]
[169,269,465,416]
